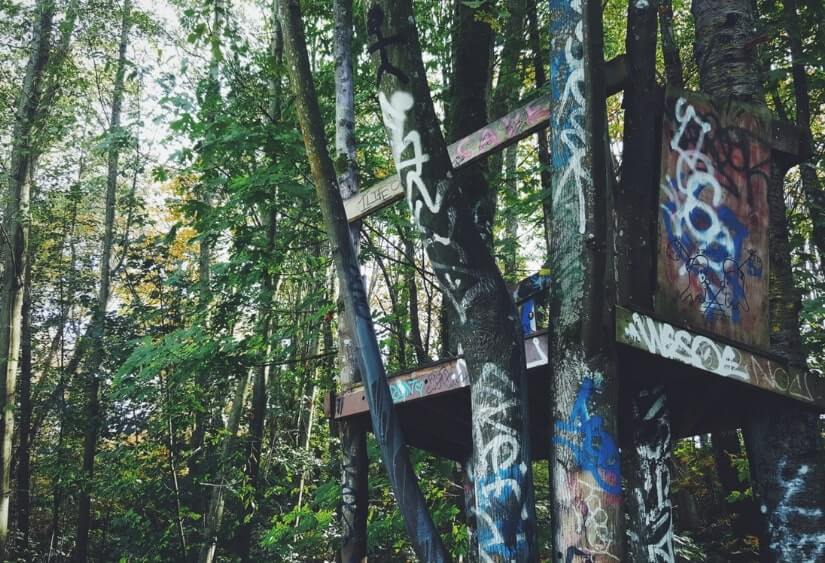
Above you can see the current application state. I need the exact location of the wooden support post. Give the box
[547,0,624,561]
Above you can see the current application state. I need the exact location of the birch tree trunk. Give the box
[369,0,537,559]
[278,1,448,559]
[547,0,623,560]
[331,4,370,558]
[75,1,132,558]
[0,0,55,553]
[691,1,825,560]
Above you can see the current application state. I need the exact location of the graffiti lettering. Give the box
[389,378,425,402]
[621,310,816,402]
[472,363,530,563]
[555,377,621,495]
[769,458,825,561]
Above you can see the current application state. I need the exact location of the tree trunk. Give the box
[0,0,55,554]
[691,1,825,560]
[526,1,554,255]
[14,245,34,550]
[658,0,683,88]
[75,2,132,559]
[369,0,537,559]
[198,371,251,563]
[617,2,676,560]
[547,0,623,560]
[278,1,448,560]
[782,0,825,262]
[441,0,498,357]
[331,2,369,559]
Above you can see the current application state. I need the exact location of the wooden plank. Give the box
[656,88,771,348]
[616,306,825,408]
[344,56,630,222]
[331,332,549,419]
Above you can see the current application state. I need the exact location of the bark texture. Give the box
[0,0,55,552]
[618,2,676,561]
[369,0,537,559]
[547,0,623,560]
[278,1,449,560]
[332,1,369,560]
[75,2,132,559]
[692,1,825,560]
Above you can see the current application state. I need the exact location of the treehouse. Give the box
[326,68,825,458]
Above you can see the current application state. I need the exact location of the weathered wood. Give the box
[329,332,549,420]
[344,56,629,223]
[656,88,771,349]
[616,306,825,408]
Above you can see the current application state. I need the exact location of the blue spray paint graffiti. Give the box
[554,377,621,495]
[474,464,530,561]
[513,267,552,335]
[661,98,764,324]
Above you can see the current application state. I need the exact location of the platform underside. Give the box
[326,309,825,462]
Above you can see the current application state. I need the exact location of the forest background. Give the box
[0,0,823,560]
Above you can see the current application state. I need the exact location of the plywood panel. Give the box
[656,88,771,348]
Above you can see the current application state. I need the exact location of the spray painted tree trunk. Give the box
[75,2,132,559]
[369,0,537,559]
[332,1,369,560]
[691,1,825,560]
[617,2,675,561]
[547,0,623,561]
[441,0,497,357]
[0,0,55,553]
[278,1,448,559]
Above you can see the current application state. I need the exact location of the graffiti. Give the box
[379,89,498,326]
[513,267,552,335]
[366,5,407,85]
[450,96,552,167]
[661,98,765,324]
[657,92,771,346]
[573,478,620,560]
[388,378,425,402]
[620,309,817,403]
[550,0,587,237]
[472,363,530,563]
[632,386,675,563]
[555,377,621,495]
[769,458,825,561]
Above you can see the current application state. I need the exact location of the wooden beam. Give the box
[616,306,825,409]
[329,331,549,419]
[344,56,629,223]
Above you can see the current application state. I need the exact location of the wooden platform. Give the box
[326,310,825,461]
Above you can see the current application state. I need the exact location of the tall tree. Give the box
[782,0,825,261]
[0,0,56,553]
[278,0,449,560]
[547,0,624,560]
[692,1,825,560]
[331,0,368,560]
[75,0,133,558]
[369,0,537,559]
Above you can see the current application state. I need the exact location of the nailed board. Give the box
[329,331,549,419]
[616,306,825,408]
[344,56,630,223]
[656,88,771,348]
